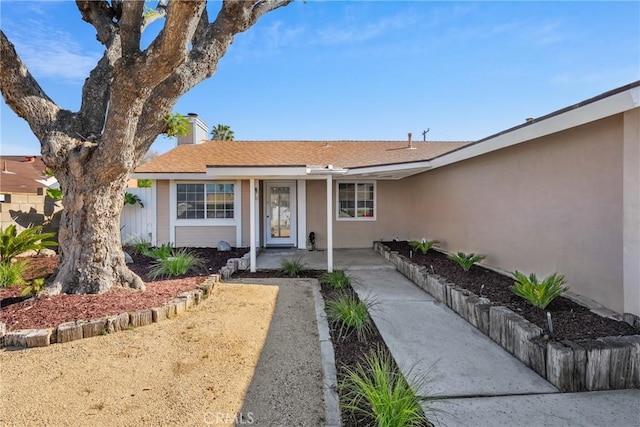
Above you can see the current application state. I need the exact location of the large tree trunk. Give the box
[46,161,144,295]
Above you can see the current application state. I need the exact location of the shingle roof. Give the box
[136,140,470,173]
[0,156,48,194]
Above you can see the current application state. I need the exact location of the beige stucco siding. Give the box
[156,180,170,245]
[623,108,640,315]
[305,180,413,249]
[406,114,625,312]
[175,226,236,247]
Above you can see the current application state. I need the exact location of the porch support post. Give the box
[250,178,257,272]
[326,174,333,272]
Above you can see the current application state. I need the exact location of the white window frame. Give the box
[335,180,377,221]
[170,180,241,227]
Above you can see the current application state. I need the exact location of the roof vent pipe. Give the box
[408,132,416,149]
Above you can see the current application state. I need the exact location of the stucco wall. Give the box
[623,108,640,315]
[175,226,236,247]
[0,192,61,238]
[405,114,626,313]
[305,179,413,249]
[156,180,170,245]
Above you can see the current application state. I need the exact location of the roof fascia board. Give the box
[430,86,640,170]
[345,161,432,177]
[206,166,309,178]
[131,173,210,180]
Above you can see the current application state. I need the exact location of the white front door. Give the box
[265,181,296,246]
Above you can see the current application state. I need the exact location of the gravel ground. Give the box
[0,281,325,426]
[228,278,325,427]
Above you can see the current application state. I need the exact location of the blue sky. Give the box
[1,1,638,155]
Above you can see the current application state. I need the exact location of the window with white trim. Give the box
[176,183,235,219]
[338,182,375,219]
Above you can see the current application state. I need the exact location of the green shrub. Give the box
[280,256,307,277]
[124,192,144,208]
[0,260,29,288]
[148,248,204,279]
[320,270,354,290]
[340,348,435,427]
[0,225,57,264]
[512,271,568,310]
[21,278,46,297]
[325,292,375,341]
[408,239,439,255]
[147,243,174,260]
[447,252,485,271]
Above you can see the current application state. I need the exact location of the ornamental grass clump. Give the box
[0,260,29,288]
[325,292,375,341]
[340,348,437,427]
[320,270,354,290]
[147,242,174,260]
[280,256,308,277]
[512,271,568,310]
[148,248,205,279]
[408,239,439,255]
[447,252,485,271]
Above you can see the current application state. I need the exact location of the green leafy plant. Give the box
[210,123,234,141]
[124,192,144,208]
[408,239,439,255]
[280,256,308,277]
[148,248,204,279]
[147,243,174,260]
[0,260,29,288]
[137,179,152,188]
[0,225,57,264]
[325,292,376,341]
[340,348,438,427]
[447,252,485,271]
[124,236,152,256]
[21,277,45,297]
[512,271,569,310]
[45,188,63,201]
[163,112,190,137]
[320,270,354,290]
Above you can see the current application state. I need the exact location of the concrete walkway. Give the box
[256,248,640,426]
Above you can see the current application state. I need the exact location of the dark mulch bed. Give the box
[233,268,429,426]
[0,247,248,331]
[383,241,639,341]
[320,282,428,427]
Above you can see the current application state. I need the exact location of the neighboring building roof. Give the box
[135,140,470,174]
[0,156,48,194]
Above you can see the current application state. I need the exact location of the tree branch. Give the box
[119,0,144,56]
[75,0,117,46]
[141,0,206,81]
[141,0,169,32]
[0,31,61,139]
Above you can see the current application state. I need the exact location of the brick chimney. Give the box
[177,113,209,146]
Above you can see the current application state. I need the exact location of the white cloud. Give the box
[8,19,101,83]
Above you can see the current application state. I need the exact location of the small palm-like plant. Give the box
[408,239,439,255]
[325,292,375,341]
[448,252,485,271]
[280,256,307,277]
[0,225,57,264]
[320,270,354,290]
[0,260,29,288]
[340,348,436,427]
[512,271,568,310]
[148,248,204,279]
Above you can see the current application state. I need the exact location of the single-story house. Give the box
[133,81,640,317]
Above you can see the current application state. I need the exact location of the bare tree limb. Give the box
[120,0,144,56]
[141,0,169,32]
[75,0,117,46]
[141,0,206,81]
[0,31,61,139]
